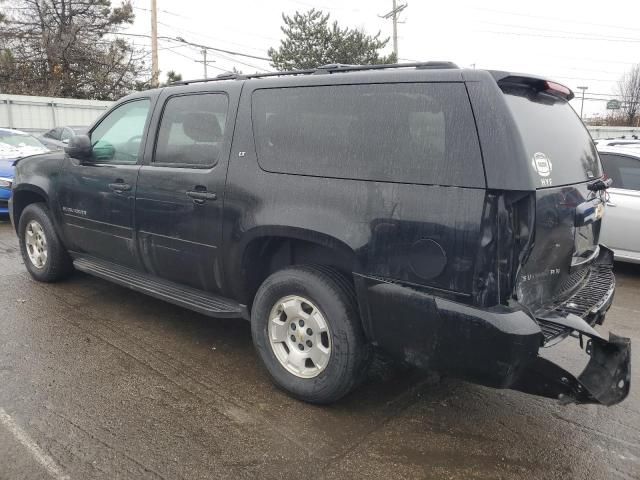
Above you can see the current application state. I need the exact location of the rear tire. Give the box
[251,265,370,404]
[18,203,73,282]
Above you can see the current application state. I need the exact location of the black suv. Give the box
[9,63,631,405]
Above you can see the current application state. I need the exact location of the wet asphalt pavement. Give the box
[0,219,638,480]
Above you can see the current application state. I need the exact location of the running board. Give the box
[72,255,246,319]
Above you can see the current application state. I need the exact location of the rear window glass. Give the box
[251,83,484,187]
[503,88,601,188]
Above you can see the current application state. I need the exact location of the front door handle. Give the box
[186,190,217,203]
[108,182,131,192]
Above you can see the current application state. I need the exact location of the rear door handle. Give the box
[108,182,131,192]
[186,190,217,203]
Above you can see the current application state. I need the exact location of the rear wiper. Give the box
[587,178,612,192]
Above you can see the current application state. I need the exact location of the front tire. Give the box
[251,266,370,404]
[18,203,73,282]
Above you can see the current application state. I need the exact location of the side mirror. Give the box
[64,134,92,160]
[62,138,70,145]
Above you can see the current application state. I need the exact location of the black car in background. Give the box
[9,63,631,406]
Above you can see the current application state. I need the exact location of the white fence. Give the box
[586,126,640,140]
[0,94,112,133]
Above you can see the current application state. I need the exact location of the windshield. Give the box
[502,87,602,188]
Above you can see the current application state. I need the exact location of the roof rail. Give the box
[169,61,459,86]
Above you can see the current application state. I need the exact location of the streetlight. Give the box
[577,86,588,120]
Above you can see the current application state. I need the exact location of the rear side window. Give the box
[600,153,640,191]
[502,88,601,188]
[154,93,228,167]
[44,128,60,140]
[60,128,74,142]
[251,83,484,187]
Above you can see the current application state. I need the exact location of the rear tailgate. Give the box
[499,79,606,313]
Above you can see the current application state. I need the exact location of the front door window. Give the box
[90,99,151,164]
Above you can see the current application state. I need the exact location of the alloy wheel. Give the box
[25,219,48,269]
[268,295,332,379]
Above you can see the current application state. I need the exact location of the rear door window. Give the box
[154,93,229,167]
[502,87,602,188]
[600,153,640,191]
[251,83,484,187]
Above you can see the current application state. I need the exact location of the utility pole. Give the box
[379,1,407,61]
[577,86,588,119]
[195,48,216,78]
[202,49,207,78]
[391,0,398,60]
[176,38,219,77]
[151,0,159,87]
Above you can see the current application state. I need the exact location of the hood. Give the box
[0,143,49,165]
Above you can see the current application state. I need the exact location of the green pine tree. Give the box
[268,9,396,71]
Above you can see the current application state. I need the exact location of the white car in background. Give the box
[598,146,640,263]
[594,138,640,148]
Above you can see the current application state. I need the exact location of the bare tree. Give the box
[617,64,640,127]
[0,0,149,100]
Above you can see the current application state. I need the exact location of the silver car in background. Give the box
[594,138,640,148]
[40,125,88,150]
[598,146,640,263]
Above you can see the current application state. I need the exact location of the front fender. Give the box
[10,152,64,232]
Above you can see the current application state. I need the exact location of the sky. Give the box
[125,0,640,117]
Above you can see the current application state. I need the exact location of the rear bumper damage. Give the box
[513,246,630,405]
[357,246,631,406]
[512,331,630,405]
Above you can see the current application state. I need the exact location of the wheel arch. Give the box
[232,226,360,308]
[11,185,49,233]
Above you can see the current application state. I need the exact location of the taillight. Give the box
[544,81,573,100]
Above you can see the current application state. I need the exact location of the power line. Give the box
[155,39,268,75]
[132,5,189,18]
[477,29,640,44]
[115,32,271,61]
[530,52,639,66]
[158,24,269,56]
[159,45,228,73]
[472,6,640,33]
[574,91,620,97]
[173,36,270,62]
[132,4,279,42]
[282,0,364,14]
[133,7,271,55]
[207,51,270,73]
[552,75,620,83]
[480,21,640,43]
